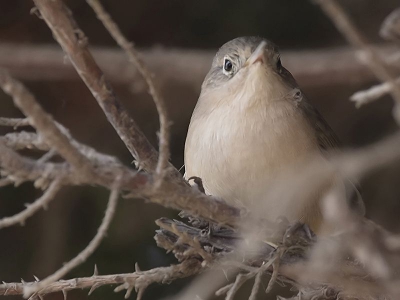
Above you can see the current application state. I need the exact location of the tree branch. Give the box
[0,178,63,229]
[350,8,400,107]
[1,2,400,299]
[32,0,181,180]
[0,117,30,127]
[86,0,170,187]
[0,138,149,191]
[0,69,99,182]
[23,185,120,297]
[350,77,400,107]
[314,0,400,122]
[0,258,202,298]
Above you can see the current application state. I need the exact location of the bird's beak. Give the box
[244,41,267,67]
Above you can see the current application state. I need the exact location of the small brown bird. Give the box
[184,37,364,232]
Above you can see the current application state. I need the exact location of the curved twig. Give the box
[86,0,170,187]
[23,185,120,297]
[0,259,201,298]
[32,0,182,182]
[0,178,63,229]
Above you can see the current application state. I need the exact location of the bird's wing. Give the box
[281,67,340,151]
[281,67,365,215]
[299,99,340,152]
[300,100,341,151]
[302,98,365,216]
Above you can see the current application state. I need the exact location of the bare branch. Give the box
[32,0,181,181]
[248,271,262,300]
[0,70,98,181]
[0,72,152,193]
[216,250,280,299]
[0,125,241,226]
[1,3,400,298]
[155,218,214,263]
[86,0,170,187]
[350,77,400,107]
[350,7,400,108]
[23,185,120,297]
[0,178,63,229]
[2,132,48,151]
[0,140,72,188]
[314,0,400,121]
[0,137,149,196]
[2,106,400,232]
[380,7,400,42]
[0,43,399,90]
[0,258,201,297]
[0,117,30,127]
[2,129,123,168]
[113,259,202,299]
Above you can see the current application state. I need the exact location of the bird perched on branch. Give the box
[184,36,364,233]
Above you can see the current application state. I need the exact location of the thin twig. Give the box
[217,251,280,299]
[0,140,73,188]
[225,273,253,300]
[0,70,98,181]
[0,132,240,226]
[350,77,400,107]
[314,0,400,122]
[86,0,170,187]
[37,148,57,164]
[32,0,181,181]
[156,219,214,262]
[249,271,262,300]
[0,258,201,297]
[380,7,400,42]
[0,137,149,191]
[0,178,63,229]
[2,132,48,151]
[2,130,122,167]
[2,121,400,231]
[0,117,30,127]
[113,258,202,299]
[23,185,120,297]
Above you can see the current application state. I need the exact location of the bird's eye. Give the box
[223,58,233,74]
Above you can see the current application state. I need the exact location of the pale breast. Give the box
[184,98,321,221]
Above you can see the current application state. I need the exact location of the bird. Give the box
[184,36,364,233]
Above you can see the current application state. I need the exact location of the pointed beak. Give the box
[244,41,267,67]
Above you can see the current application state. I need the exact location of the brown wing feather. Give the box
[281,67,365,216]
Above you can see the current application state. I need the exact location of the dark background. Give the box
[0,0,399,299]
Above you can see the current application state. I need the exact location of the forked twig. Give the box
[0,69,98,180]
[314,0,400,121]
[32,0,182,182]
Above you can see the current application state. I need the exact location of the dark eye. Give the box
[276,57,282,70]
[224,59,233,72]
